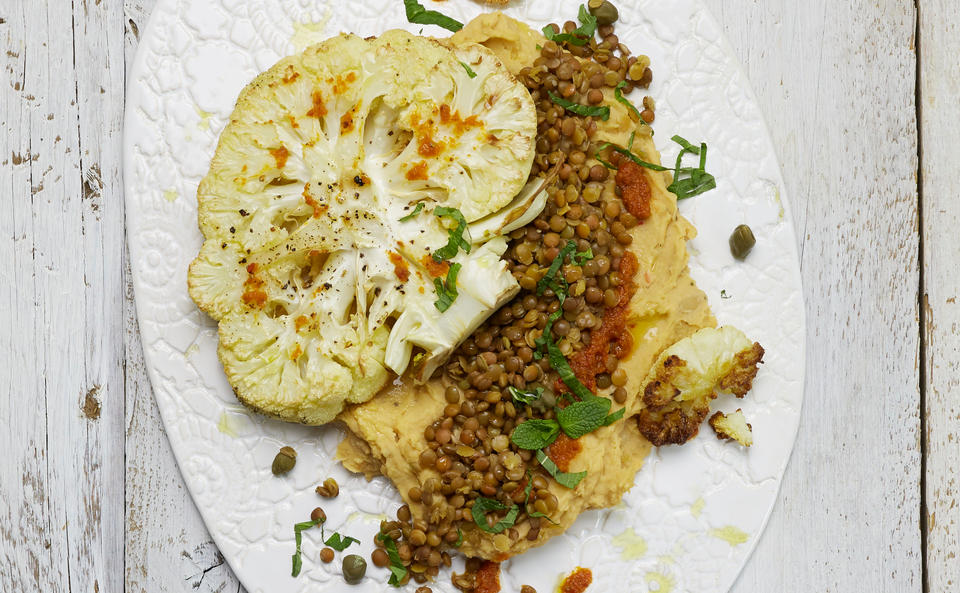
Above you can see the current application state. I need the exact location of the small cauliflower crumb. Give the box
[709,409,754,447]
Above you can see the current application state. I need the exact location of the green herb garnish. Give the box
[546,336,595,401]
[602,407,625,426]
[548,91,610,121]
[536,449,587,489]
[573,247,593,266]
[454,527,463,547]
[614,81,641,119]
[398,202,424,222]
[596,142,671,172]
[508,385,545,406]
[541,5,597,46]
[432,206,471,261]
[666,135,717,199]
[510,419,560,450]
[459,61,477,78]
[471,497,520,534]
[533,309,563,360]
[324,532,360,552]
[433,262,461,312]
[402,0,462,33]
[537,240,577,299]
[557,397,612,438]
[375,532,408,586]
[291,517,324,577]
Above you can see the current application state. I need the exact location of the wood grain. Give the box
[704,0,923,591]
[918,1,960,591]
[0,0,125,591]
[120,1,244,591]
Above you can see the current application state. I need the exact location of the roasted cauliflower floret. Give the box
[187,31,538,425]
[636,326,764,446]
[709,409,754,447]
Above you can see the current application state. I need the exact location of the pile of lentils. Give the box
[373,2,655,591]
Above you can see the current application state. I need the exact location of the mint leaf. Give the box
[557,398,612,439]
[402,0,463,32]
[510,419,560,450]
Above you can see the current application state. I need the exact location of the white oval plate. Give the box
[123,1,804,591]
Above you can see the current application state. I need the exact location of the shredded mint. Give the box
[459,61,477,78]
[537,240,577,299]
[432,206,471,261]
[508,385,545,406]
[541,5,597,46]
[433,262,461,312]
[667,135,717,199]
[536,449,586,489]
[398,202,424,222]
[376,532,408,586]
[402,0,462,32]
[471,497,520,534]
[614,81,642,119]
[510,419,560,450]
[548,91,610,121]
[291,517,324,577]
[573,247,593,266]
[602,407,625,426]
[546,335,595,401]
[324,532,360,552]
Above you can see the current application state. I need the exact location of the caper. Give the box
[342,554,367,584]
[729,224,757,260]
[271,446,297,475]
[589,0,619,26]
[316,477,339,498]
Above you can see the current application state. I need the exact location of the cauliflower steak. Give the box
[188,31,537,424]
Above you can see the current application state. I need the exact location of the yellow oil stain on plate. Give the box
[709,525,750,545]
[611,527,647,560]
[291,13,331,52]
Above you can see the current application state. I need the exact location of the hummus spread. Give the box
[337,13,715,560]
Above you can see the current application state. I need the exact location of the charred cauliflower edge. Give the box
[636,326,764,446]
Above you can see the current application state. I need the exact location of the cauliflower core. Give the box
[188,31,537,424]
[636,326,764,446]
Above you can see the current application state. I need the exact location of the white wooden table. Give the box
[1,0,951,590]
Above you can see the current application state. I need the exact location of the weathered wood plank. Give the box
[121,1,245,591]
[0,0,126,591]
[703,0,923,591]
[918,1,960,590]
